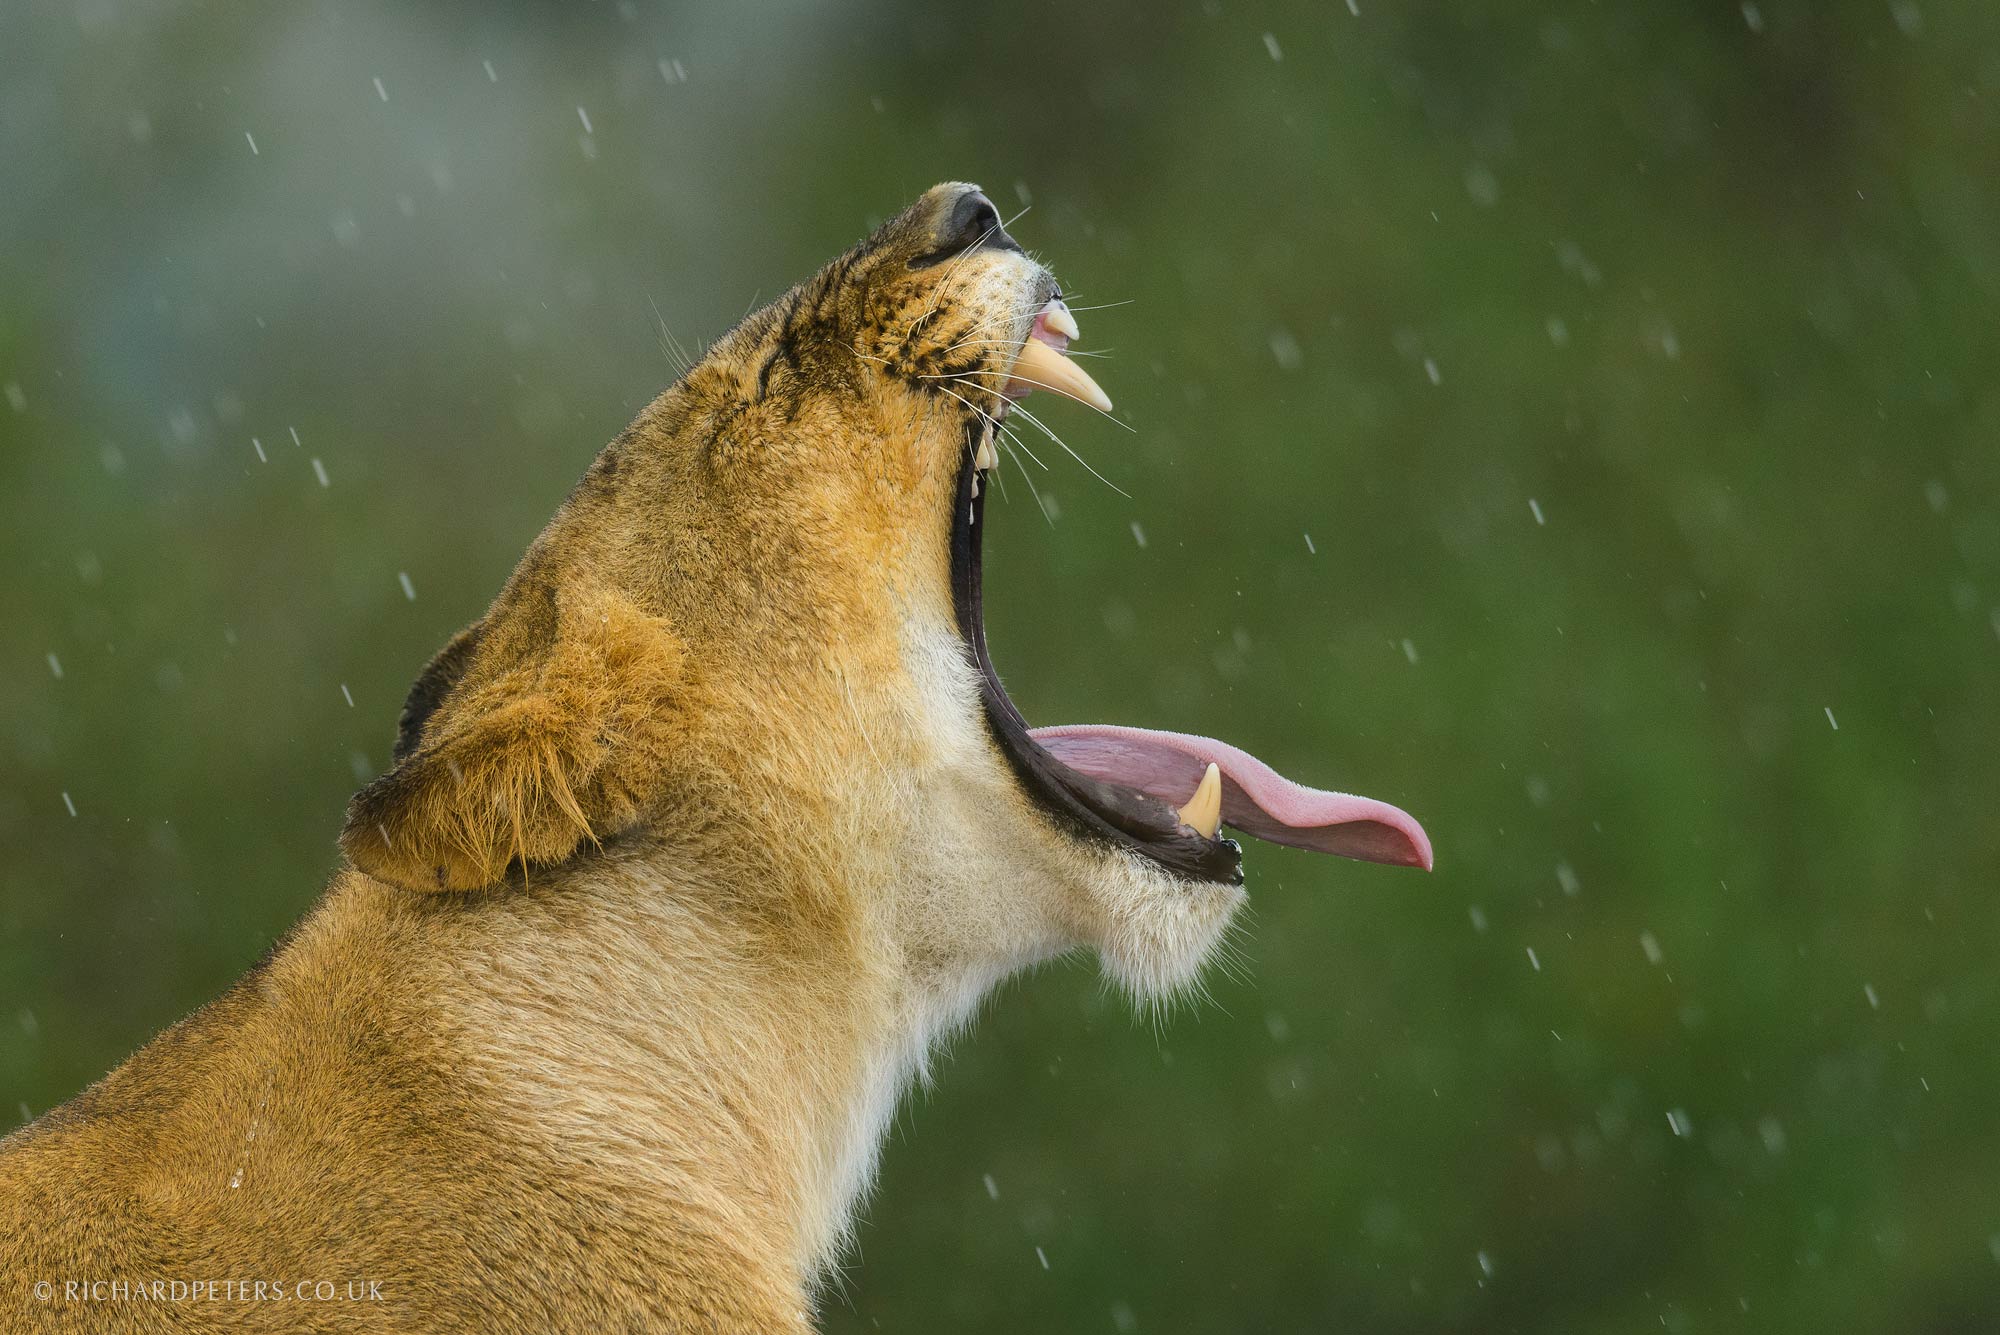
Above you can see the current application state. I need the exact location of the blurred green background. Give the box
[3,1,1996,1330]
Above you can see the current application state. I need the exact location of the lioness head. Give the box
[340,182,1429,1005]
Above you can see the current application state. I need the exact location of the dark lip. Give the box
[948,409,1245,886]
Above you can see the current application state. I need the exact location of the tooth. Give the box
[1042,301,1080,341]
[1177,762,1222,840]
[974,436,998,471]
[1007,335,1112,412]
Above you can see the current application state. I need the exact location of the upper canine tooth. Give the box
[974,437,998,471]
[1177,762,1223,840]
[1007,336,1113,413]
[1043,301,1081,342]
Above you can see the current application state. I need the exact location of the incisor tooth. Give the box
[1043,302,1080,341]
[1177,762,1223,840]
[1007,335,1113,413]
[974,437,998,471]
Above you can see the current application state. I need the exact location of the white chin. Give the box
[1089,856,1248,1003]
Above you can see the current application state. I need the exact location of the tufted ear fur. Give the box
[341,582,689,893]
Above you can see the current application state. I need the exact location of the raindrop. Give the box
[983,1173,999,1200]
[312,458,330,487]
[398,571,417,601]
[252,437,266,462]
[1555,240,1603,288]
[1302,532,1315,554]
[244,130,259,156]
[1035,1245,1050,1270]
[61,791,77,817]
[1640,931,1663,965]
[1463,164,1499,208]
[1261,32,1283,61]
[1423,357,1441,385]
[1268,328,1303,370]
[1129,521,1146,548]
[1528,498,1545,525]
[373,76,389,103]
[1666,1108,1692,1138]
[1824,706,1838,731]
[483,59,498,83]
[1555,861,1580,896]
[340,684,355,708]
[1526,946,1541,972]
[1864,983,1880,1010]
[1741,2,1766,33]
[577,105,594,134]
[46,652,62,680]
[1468,905,1488,933]
[1400,638,1418,664]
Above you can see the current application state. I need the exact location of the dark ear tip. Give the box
[339,765,451,892]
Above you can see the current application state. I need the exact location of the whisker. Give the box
[940,308,1042,354]
[940,294,1129,356]
[987,449,1011,502]
[950,366,1137,434]
[998,420,1047,472]
[945,379,1050,471]
[1000,437,1055,526]
[1004,397,1132,499]
[935,385,1003,439]
[916,212,1011,328]
[647,293,693,378]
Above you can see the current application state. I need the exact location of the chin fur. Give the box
[1081,848,1249,1003]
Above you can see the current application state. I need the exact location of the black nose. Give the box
[913,186,1021,268]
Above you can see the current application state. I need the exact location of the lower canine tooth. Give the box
[1006,335,1113,412]
[1177,762,1223,840]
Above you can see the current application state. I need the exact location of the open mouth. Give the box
[948,297,1434,885]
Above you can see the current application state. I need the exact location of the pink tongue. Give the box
[1028,724,1433,870]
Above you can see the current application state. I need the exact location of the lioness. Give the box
[1,183,1430,1332]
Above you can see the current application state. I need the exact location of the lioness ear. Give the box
[341,584,688,893]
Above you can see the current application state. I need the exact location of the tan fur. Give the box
[1,184,1244,1333]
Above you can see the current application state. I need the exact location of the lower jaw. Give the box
[947,435,1244,885]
